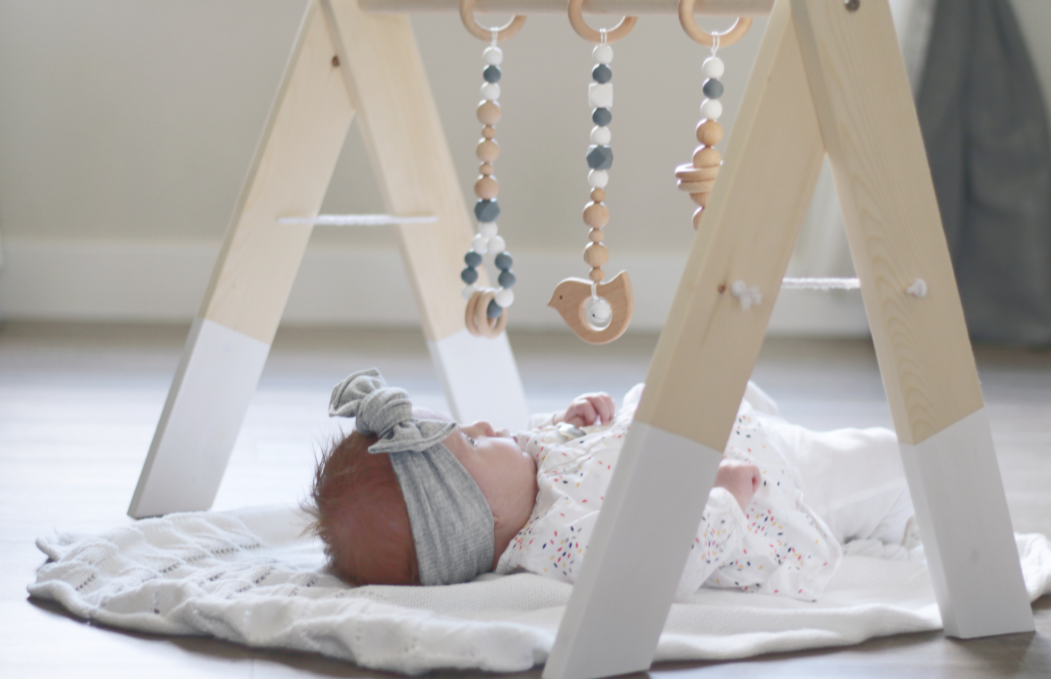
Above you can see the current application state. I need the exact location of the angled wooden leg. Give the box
[790,0,1031,637]
[129,0,354,517]
[323,0,528,430]
[545,4,827,678]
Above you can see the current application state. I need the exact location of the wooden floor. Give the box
[1,321,1049,678]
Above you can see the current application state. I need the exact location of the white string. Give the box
[276,214,438,227]
[781,277,860,291]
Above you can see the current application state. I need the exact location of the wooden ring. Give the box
[464,290,482,336]
[567,0,637,44]
[460,0,526,42]
[474,289,508,338]
[678,0,752,48]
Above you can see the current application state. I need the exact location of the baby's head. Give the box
[308,369,537,586]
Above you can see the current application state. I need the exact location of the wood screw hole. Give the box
[717,284,726,294]
[845,0,860,11]
[331,55,340,67]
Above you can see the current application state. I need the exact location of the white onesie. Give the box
[494,383,865,601]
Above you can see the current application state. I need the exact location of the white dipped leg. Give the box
[543,421,723,679]
[128,318,270,518]
[427,329,529,431]
[899,408,1034,637]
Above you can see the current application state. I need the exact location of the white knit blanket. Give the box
[29,505,1051,674]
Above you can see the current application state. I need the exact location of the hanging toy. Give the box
[549,0,636,345]
[458,0,526,339]
[676,0,752,229]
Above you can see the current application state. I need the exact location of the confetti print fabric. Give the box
[495,384,843,602]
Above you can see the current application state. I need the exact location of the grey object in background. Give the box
[918,0,1051,345]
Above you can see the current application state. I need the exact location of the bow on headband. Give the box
[329,369,495,586]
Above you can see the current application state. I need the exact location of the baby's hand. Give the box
[555,393,616,427]
[714,458,761,510]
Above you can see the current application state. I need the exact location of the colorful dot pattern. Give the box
[495,385,843,602]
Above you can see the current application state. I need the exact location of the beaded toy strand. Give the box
[458,1,525,338]
[675,1,752,229]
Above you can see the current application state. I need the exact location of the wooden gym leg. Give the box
[322,0,528,430]
[129,1,355,517]
[791,0,1032,637]
[545,4,827,677]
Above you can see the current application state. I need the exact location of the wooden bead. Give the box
[589,228,604,243]
[474,175,499,199]
[583,242,609,268]
[690,192,711,207]
[675,163,720,183]
[477,100,502,126]
[582,201,610,229]
[479,162,495,176]
[590,188,606,202]
[482,125,497,139]
[589,268,606,283]
[692,207,704,230]
[696,119,724,147]
[476,139,499,162]
[677,179,716,193]
[693,146,722,168]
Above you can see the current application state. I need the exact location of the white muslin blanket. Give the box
[29,505,1051,674]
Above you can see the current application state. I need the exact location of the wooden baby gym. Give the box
[127,1,1034,679]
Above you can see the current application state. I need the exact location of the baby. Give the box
[309,369,915,600]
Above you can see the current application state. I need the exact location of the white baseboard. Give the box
[0,239,870,336]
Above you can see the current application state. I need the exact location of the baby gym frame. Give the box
[128,1,1035,679]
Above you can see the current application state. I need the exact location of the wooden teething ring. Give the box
[567,0,637,43]
[678,0,752,47]
[460,0,526,42]
[465,289,508,338]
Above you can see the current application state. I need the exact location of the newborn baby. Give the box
[309,369,914,601]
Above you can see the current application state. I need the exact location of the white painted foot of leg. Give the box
[543,421,723,679]
[427,329,528,430]
[899,408,1034,637]
[128,317,270,518]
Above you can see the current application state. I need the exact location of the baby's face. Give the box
[443,420,538,535]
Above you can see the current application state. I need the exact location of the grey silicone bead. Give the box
[483,65,502,83]
[461,266,479,285]
[494,252,513,270]
[703,78,724,99]
[498,270,516,288]
[474,199,501,222]
[487,299,503,319]
[592,108,612,126]
[464,251,482,267]
[587,145,614,170]
[592,64,612,84]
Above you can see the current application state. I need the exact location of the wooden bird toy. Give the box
[548,271,633,345]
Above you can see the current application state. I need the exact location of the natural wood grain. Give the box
[789,0,984,445]
[547,272,634,344]
[323,0,487,342]
[635,0,826,448]
[199,1,353,344]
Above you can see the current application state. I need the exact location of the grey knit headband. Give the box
[328,368,494,586]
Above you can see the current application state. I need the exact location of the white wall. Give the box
[4,1,1045,335]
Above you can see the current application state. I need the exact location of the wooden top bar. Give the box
[359,0,773,17]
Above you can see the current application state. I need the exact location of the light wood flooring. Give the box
[1,321,1049,678]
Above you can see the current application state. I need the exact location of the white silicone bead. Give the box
[593,44,613,65]
[588,169,609,189]
[585,296,613,328]
[479,222,498,238]
[462,284,479,301]
[589,83,613,109]
[484,46,503,65]
[488,235,506,254]
[481,83,500,101]
[701,98,723,120]
[472,234,489,254]
[702,56,725,79]
[495,287,515,307]
[590,126,611,145]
